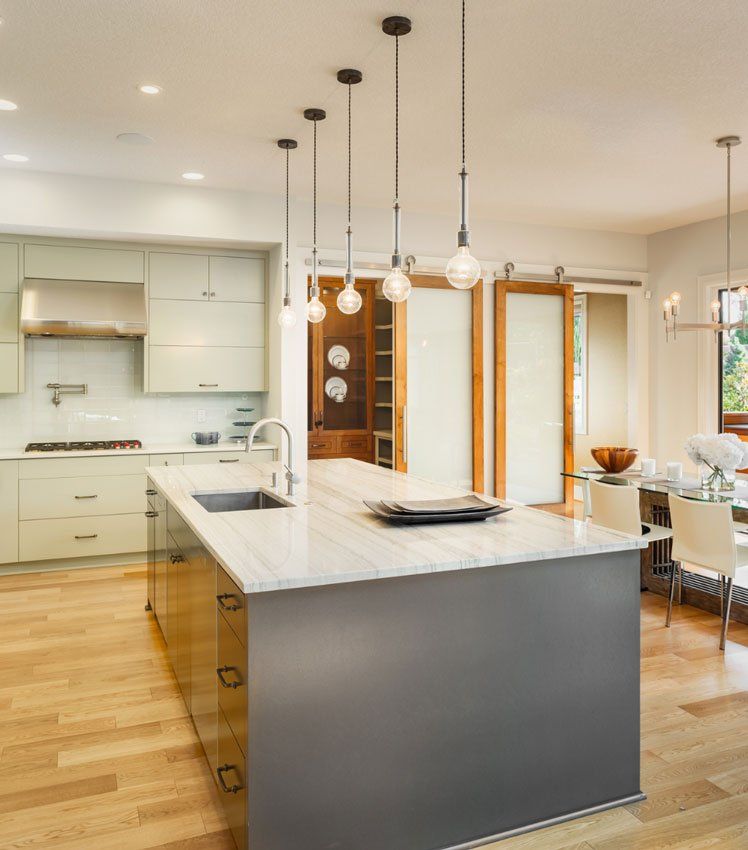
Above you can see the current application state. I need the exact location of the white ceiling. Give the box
[1,0,748,234]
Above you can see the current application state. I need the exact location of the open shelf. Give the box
[374,430,393,440]
[375,350,393,356]
[375,323,393,330]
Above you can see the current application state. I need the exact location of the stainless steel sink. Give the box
[191,489,291,512]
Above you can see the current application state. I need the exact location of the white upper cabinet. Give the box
[24,244,144,283]
[149,300,265,348]
[0,243,19,292]
[0,293,19,343]
[149,252,209,301]
[149,346,266,393]
[209,256,265,303]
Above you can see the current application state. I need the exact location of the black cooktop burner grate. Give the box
[25,439,143,452]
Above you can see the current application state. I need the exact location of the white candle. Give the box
[641,458,657,477]
[666,461,683,481]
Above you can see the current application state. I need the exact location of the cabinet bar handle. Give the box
[216,592,241,611]
[74,534,98,540]
[74,494,98,500]
[198,383,219,387]
[216,764,242,794]
[169,553,185,564]
[145,489,157,496]
[145,511,158,518]
[219,458,239,463]
[216,665,243,689]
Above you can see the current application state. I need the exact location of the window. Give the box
[573,294,588,435]
[718,288,748,431]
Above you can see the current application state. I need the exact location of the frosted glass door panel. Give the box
[505,292,564,504]
[407,288,472,489]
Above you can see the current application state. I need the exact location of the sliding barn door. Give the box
[495,281,573,508]
[394,276,484,492]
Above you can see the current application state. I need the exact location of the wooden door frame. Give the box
[394,275,485,494]
[494,280,573,509]
[307,276,376,438]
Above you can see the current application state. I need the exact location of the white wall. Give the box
[647,210,748,467]
[0,169,648,479]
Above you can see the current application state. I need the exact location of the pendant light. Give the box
[382,15,412,303]
[445,0,481,289]
[304,107,327,324]
[663,136,747,341]
[336,69,364,315]
[277,138,298,329]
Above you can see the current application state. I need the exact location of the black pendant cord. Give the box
[313,119,317,255]
[395,34,399,202]
[461,0,466,170]
[285,148,289,269]
[347,83,352,227]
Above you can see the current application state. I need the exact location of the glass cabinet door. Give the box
[308,280,373,435]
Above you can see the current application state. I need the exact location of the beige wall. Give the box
[575,293,629,468]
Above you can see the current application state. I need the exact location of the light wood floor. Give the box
[0,566,747,850]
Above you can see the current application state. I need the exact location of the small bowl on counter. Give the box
[590,446,638,473]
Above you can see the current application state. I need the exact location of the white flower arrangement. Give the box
[684,433,748,489]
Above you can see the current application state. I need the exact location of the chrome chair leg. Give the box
[720,577,734,651]
[720,574,725,619]
[666,561,677,627]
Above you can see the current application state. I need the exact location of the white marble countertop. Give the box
[146,457,646,594]
[0,441,275,461]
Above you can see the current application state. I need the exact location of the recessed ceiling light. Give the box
[139,84,162,95]
[0,99,18,111]
[116,132,154,146]
[182,172,204,181]
[3,153,28,162]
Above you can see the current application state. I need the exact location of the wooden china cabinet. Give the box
[308,277,376,461]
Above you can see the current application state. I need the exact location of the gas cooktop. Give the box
[25,440,143,452]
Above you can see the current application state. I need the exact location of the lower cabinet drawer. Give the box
[217,566,246,646]
[183,449,275,465]
[148,453,183,467]
[340,435,372,453]
[19,513,147,561]
[308,435,336,455]
[19,474,146,520]
[217,707,247,850]
[217,611,247,752]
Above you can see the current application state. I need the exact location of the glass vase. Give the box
[700,464,736,492]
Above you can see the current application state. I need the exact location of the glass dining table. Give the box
[562,468,748,515]
[562,468,748,620]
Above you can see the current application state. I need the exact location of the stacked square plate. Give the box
[363,494,512,525]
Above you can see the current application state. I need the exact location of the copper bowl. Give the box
[591,446,638,474]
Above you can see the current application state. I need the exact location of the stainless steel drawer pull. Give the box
[216,764,242,794]
[145,511,158,518]
[198,383,219,387]
[74,534,98,540]
[216,592,242,611]
[74,494,98,500]
[145,489,157,496]
[219,458,239,463]
[170,553,185,564]
[216,665,243,689]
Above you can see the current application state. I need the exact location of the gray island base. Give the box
[145,458,645,850]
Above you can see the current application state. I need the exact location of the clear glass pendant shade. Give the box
[446,245,481,289]
[383,267,411,302]
[305,295,326,324]
[337,284,362,315]
[277,304,297,328]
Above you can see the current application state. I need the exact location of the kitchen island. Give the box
[146,457,646,850]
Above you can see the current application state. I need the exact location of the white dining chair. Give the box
[668,494,748,650]
[588,479,672,541]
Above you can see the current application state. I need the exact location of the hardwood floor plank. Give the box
[0,773,117,815]
[680,690,748,718]
[626,778,731,823]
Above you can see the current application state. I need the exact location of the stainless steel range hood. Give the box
[20,278,147,338]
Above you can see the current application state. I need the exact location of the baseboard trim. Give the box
[438,792,646,850]
[0,552,146,576]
